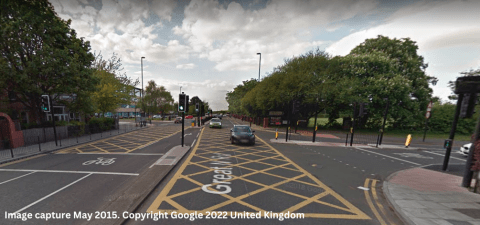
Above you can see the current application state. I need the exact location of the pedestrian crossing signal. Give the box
[41,95,50,112]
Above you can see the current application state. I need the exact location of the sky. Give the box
[49,0,480,111]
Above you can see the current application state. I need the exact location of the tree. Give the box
[140,80,173,116]
[90,52,139,117]
[0,0,96,123]
[340,35,436,129]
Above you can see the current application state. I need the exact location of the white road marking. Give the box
[393,153,433,159]
[78,153,164,155]
[0,169,138,176]
[191,139,197,147]
[354,147,421,166]
[14,173,92,214]
[0,171,36,185]
[358,186,369,191]
[424,151,466,161]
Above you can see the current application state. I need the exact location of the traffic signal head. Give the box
[185,95,190,112]
[444,139,453,149]
[178,93,186,112]
[41,95,50,112]
[460,93,477,118]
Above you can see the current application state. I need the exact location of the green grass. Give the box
[303,117,472,141]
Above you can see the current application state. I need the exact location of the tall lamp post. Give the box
[141,57,145,119]
[257,53,261,80]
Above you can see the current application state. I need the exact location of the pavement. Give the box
[236,117,480,225]
[384,167,480,225]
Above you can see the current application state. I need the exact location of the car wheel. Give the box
[231,138,234,144]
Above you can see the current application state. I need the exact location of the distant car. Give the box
[153,115,162,119]
[230,125,255,145]
[174,117,183,123]
[460,143,472,156]
[185,115,194,119]
[209,118,222,128]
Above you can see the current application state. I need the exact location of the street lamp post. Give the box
[257,53,261,80]
[141,57,145,126]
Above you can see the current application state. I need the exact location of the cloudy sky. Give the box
[49,0,480,110]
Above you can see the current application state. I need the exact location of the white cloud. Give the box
[173,0,379,71]
[325,0,480,102]
[176,63,196,69]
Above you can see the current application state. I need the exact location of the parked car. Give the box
[153,115,162,119]
[230,125,255,145]
[209,118,222,128]
[174,117,183,123]
[185,115,194,119]
[460,143,472,155]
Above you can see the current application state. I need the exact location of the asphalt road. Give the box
[1,118,469,225]
[0,122,201,225]
[130,117,470,225]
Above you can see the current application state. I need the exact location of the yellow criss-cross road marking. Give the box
[146,123,371,220]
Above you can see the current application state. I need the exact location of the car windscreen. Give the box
[233,126,250,132]
[211,119,220,122]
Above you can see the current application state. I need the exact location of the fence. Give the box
[0,123,143,162]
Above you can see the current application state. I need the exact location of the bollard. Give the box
[59,135,62,147]
[275,129,278,140]
[10,146,14,158]
[345,133,349,146]
[376,134,380,148]
[38,136,41,151]
[405,134,412,148]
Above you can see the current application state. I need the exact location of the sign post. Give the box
[423,101,432,142]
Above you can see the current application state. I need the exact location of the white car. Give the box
[460,143,472,155]
[153,115,162,119]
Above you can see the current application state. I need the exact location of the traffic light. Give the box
[460,93,477,118]
[292,99,300,114]
[358,103,369,117]
[444,139,453,149]
[41,95,50,112]
[195,103,199,112]
[185,95,190,112]
[178,93,186,112]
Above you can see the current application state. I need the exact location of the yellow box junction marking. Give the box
[147,126,371,220]
[57,126,184,154]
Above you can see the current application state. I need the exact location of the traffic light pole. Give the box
[48,95,58,146]
[379,100,389,145]
[181,111,185,147]
[462,106,480,187]
[350,103,356,146]
[313,99,318,142]
[442,93,464,171]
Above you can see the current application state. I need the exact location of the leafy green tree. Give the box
[340,35,436,129]
[140,80,173,116]
[226,79,258,114]
[0,0,96,123]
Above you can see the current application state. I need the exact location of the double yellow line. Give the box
[364,178,395,225]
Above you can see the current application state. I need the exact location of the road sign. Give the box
[425,101,432,119]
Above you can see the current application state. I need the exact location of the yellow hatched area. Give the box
[56,126,184,154]
[147,127,371,220]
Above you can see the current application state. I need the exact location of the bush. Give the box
[88,117,115,132]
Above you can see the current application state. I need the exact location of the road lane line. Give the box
[0,171,36,185]
[191,139,196,147]
[78,153,164,155]
[424,151,466,161]
[14,173,92,214]
[354,148,421,166]
[371,179,395,225]
[0,169,138,176]
[364,179,387,225]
